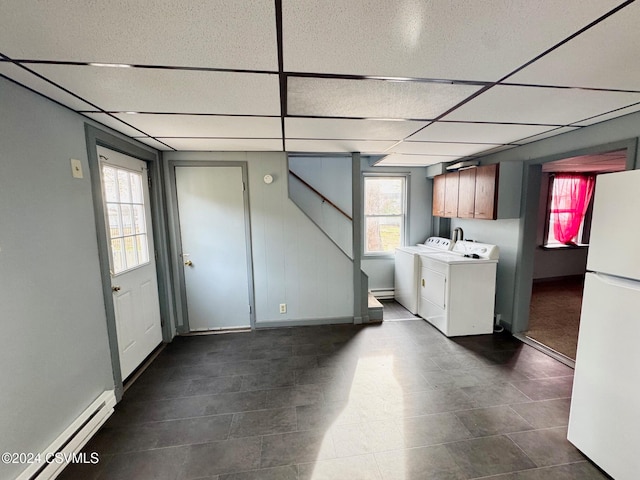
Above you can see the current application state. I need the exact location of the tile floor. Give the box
[60,312,609,480]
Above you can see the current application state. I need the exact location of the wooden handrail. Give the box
[289,170,353,221]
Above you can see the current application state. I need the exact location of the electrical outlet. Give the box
[279,303,287,314]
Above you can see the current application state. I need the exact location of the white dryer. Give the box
[394,237,452,314]
[418,241,499,337]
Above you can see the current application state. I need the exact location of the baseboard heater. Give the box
[16,390,116,480]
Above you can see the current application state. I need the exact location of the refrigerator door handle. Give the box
[591,272,640,291]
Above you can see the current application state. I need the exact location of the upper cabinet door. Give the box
[458,168,476,219]
[444,172,460,218]
[432,174,446,217]
[474,164,498,220]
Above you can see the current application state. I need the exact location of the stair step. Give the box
[368,293,383,322]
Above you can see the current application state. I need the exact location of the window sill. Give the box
[539,244,589,251]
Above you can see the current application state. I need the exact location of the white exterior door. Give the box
[98,147,162,380]
[175,166,251,331]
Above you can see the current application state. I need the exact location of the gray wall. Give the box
[163,152,354,326]
[449,110,640,332]
[0,77,115,479]
[361,160,432,291]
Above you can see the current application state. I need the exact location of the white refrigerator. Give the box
[567,168,640,480]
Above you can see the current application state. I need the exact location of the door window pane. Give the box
[102,164,150,274]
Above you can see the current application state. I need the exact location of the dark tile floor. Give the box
[61,310,609,480]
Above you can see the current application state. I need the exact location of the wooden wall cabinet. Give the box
[432,174,446,217]
[431,162,521,220]
[444,172,459,217]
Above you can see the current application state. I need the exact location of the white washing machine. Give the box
[394,237,453,314]
[418,241,499,336]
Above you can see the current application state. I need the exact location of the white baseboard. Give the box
[16,390,116,480]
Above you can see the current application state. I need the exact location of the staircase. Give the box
[368,293,383,322]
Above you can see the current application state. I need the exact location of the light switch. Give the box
[70,158,83,179]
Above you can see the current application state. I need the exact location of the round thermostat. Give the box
[263,174,274,184]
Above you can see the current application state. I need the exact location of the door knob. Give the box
[184,260,193,267]
[112,286,121,292]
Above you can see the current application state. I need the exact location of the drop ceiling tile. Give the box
[288,77,482,119]
[109,114,282,138]
[509,3,640,90]
[134,138,174,151]
[391,141,502,156]
[474,145,518,156]
[0,61,95,111]
[28,64,281,114]
[82,112,148,137]
[376,154,455,166]
[282,0,620,80]
[285,118,427,140]
[571,103,640,126]
[408,121,554,144]
[285,139,396,153]
[513,126,580,145]
[159,138,282,151]
[0,0,277,70]
[444,85,640,125]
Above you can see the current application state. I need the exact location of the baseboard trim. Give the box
[255,316,354,329]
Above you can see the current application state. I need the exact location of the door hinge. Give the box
[160,318,165,327]
[249,305,252,314]
[148,174,152,190]
[154,250,158,261]
[242,181,246,191]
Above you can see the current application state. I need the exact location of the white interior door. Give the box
[175,166,251,330]
[98,146,162,380]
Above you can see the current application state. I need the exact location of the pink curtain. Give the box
[550,174,595,244]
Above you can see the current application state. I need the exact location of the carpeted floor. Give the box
[525,277,585,361]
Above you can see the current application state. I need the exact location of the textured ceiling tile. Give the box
[408,121,554,144]
[288,77,481,119]
[509,3,640,90]
[283,0,621,80]
[134,137,174,151]
[0,61,95,110]
[111,114,282,138]
[571,103,640,126]
[285,139,396,153]
[0,0,278,70]
[158,138,282,151]
[375,153,456,166]
[285,117,427,140]
[390,141,502,156]
[82,112,149,137]
[512,126,580,144]
[28,65,281,115]
[444,85,640,125]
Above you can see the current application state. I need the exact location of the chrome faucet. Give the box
[452,227,464,243]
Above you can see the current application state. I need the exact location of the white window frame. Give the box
[363,174,408,257]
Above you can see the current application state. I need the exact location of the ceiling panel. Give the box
[513,126,580,145]
[158,138,282,151]
[376,154,455,166]
[408,121,554,144]
[571,103,640,126]
[82,112,149,137]
[0,0,278,70]
[282,0,620,80]
[390,141,502,156]
[109,114,282,138]
[285,139,396,153]
[444,85,640,125]
[285,118,427,140]
[288,77,482,119]
[509,3,640,90]
[134,138,174,151]
[0,61,96,111]
[28,65,281,115]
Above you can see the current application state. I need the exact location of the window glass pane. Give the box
[117,170,132,203]
[102,166,118,202]
[111,238,125,274]
[123,236,137,269]
[366,216,402,253]
[365,178,403,215]
[106,203,122,238]
[132,205,146,234]
[136,235,149,264]
[130,172,143,204]
[121,204,134,236]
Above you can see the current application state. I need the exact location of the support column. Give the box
[351,152,366,324]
